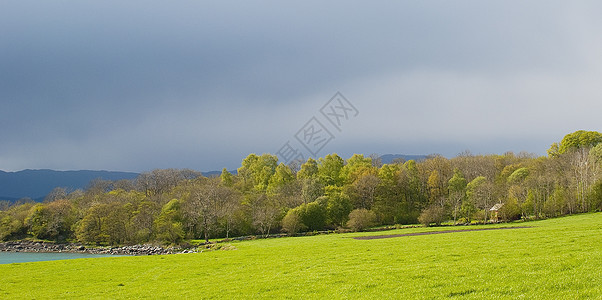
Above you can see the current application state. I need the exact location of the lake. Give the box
[0,252,121,264]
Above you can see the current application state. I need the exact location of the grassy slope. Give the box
[1,213,601,299]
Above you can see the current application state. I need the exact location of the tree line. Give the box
[1,130,602,245]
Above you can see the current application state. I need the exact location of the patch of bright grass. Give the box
[1,213,601,299]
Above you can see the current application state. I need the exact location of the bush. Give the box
[281,201,326,234]
[326,193,352,227]
[418,205,446,227]
[474,210,487,223]
[499,198,521,221]
[281,208,306,235]
[302,202,327,231]
[347,209,376,231]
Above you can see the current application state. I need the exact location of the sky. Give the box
[2,1,602,173]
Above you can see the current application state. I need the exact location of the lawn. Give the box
[1,213,601,299]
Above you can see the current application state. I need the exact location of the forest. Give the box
[1,130,601,245]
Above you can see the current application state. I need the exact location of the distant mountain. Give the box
[0,169,139,201]
[379,154,428,164]
[0,169,235,202]
[202,170,225,177]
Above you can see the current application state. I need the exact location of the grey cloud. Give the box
[1,1,601,171]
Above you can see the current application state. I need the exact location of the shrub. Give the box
[281,208,306,235]
[418,205,446,227]
[301,202,327,231]
[281,201,326,234]
[347,209,376,231]
[326,193,352,227]
[499,198,521,221]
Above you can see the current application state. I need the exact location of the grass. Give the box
[1,213,601,299]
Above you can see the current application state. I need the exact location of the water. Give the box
[0,252,121,264]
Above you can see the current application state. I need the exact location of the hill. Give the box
[0,169,139,201]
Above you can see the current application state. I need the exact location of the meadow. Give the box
[1,213,601,299]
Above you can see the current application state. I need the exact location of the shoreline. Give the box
[0,240,186,256]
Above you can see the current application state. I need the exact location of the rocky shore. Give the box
[0,240,186,255]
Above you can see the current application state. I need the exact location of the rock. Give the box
[0,241,188,256]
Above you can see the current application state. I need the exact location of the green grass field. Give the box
[1,213,601,299]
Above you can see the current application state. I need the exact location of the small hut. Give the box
[489,203,504,222]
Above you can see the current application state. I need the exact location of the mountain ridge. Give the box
[0,169,139,201]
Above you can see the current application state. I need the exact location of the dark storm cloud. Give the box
[1,1,602,171]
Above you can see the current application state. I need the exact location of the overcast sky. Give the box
[2,1,602,172]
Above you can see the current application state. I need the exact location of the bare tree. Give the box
[113,179,136,191]
[185,178,235,242]
[44,187,68,203]
[86,179,113,195]
[351,174,380,209]
[369,153,383,168]
[137,169,199,197]
[250,193,281,237]
[217,185,240,239]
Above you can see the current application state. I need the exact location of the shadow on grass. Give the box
[352,226,532,240]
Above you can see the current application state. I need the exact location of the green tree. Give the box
[237,154,278,192]
[126,199,159,244]
[297,158,319,180]
[317,154,345,187]
[507,167,529,184]
[220,168,234,187]
[340,154,375,184]
[448,168,467,223]
[466,176,493,222]
[26,200,76,240]
[373,163,404,224]
[507,168,530,218]
[325,191,353,227]
[281,207,306,234]
[460,199,477,223]
[543,186,567,217]
[0,214,21,241]
[587,180,602,212]
[267,163,295,195]
[427,170,444,206]
[75,202,128,245]
[301,201,327,231]
[26,204,51,239]
[548,130,602,157]
[399,160,426,223]
[154,199,185,244]
[0,203,33,241]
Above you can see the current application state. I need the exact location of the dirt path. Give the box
[352,226,532,240]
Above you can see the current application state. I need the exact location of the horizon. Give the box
[0,148,548,174]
